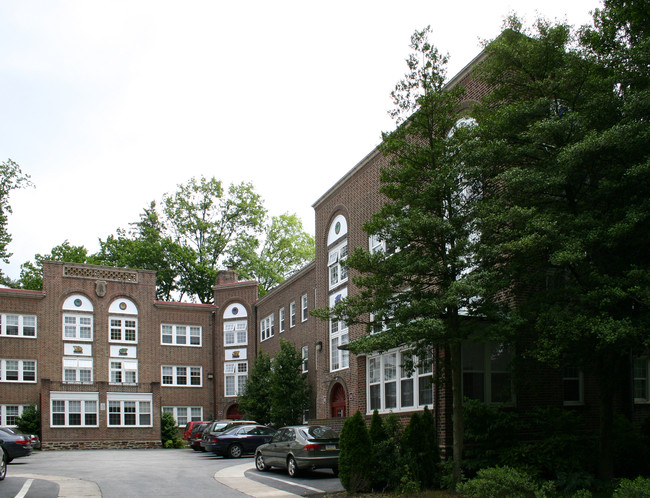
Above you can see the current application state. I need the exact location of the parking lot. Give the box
[0,448,345,497]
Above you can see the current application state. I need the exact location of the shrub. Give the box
[15,404,40,439]
[369,410,402,492]
[401,407,440,489]
[613,476,650,497]
[338,410,372,493]
[456,466,554,498]
[160,411,180,446]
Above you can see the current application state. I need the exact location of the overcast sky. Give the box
[0,0,601,281]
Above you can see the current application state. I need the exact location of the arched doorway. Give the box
[330,383,346,418]
[226,404,242,420]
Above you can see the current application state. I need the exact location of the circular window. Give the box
[335,221,341,234]
[232,307,239,315]
[74,298,82,307]
[119,302,127,311]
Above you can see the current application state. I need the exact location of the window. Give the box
[0,313,37,338]
[109,317,137,343]
[162,406,203,426]
[0,405,31,426]
[563,366,583,405]
[368,234,399,255]
[50,392,98,427]
[367,350,433,413]
[289,302,296,327]
[260,314,274,342]
[462,342,513,404]
[161,324,201,346]
[107,393,152,427]
[328,241,348,289]
[0,359,36,382]
[634,358,650,403]
[329,291,349,372]
[162,365,202,387]
[63,314,92,341]
[302,345,309,373]
[224,361,248,397]
[63,358,93,383]
[110,360,138,384]
[301,294,308,322]
[224,320,248,346]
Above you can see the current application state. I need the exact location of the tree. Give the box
[18,241,92,290]
[95,201,182,300]
[469,16,650,480]
[162,177,266,303]
[15,404,40,439]
[237,352,273,425]
[229,213,315,296]
[313,26,481,483]
[0,159,32,282]
[269,340,310,427]
[338,410,372,493]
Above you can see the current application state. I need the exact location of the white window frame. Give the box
[260,314,274,342]
[161,365,202,387]
[367,350,433,414]
[109,359,138,385]
[0,359,37,383]
[279,307,285,332]
[461,341,514,405]
[162,406,203,426]
[224,320,248,346]
[634,357,650,403]
[0,404,31,427]
[0,313,37,338]
[62,313,93,341]
[290,301,296,328]
[50,392,99,427]
[161,324,202,347]
[63,357,93,384]
[328,241,348,289]
[563,366,584,405]
[301,294,308,322]
[301,345,309,373]
[107,393,152,427]
[224,361,248,397]
[109,316,138,344]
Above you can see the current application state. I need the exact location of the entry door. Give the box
[330,383,346,418]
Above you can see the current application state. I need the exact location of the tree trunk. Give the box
[450,340,464,484]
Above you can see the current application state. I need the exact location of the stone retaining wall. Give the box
[42,440,161,450]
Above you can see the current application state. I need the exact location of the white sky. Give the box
[0,0,601,281]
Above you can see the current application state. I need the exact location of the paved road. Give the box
[0,448,344,497]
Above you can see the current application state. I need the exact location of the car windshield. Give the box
[305,426,338,439]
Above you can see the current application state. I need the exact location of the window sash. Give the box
[1,314,38,338]
[51,395,99,427]
[109,317,138,343]
[0,359,37,383]
[161,365,202,387]
[63,314,92,341]
[161,324,202,346]
[107,398,152,427]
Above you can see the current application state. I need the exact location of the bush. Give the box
[160,411,180,446]
[15,404,40,439]
[401,407,440,490]
[338,410,372,493]
[613,476,650,497]
[368,410,403,492]
[456,466,554,498]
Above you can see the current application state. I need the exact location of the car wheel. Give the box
[228,444,243,459]
[287,456,300,477]
[255,452,269,472]
[0,451,6,481]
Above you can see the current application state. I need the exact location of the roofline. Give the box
[153,301,217,311]
[0,287,46,299]
[312,44,488,211]
[255,260,316,306]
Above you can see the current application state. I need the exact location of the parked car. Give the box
[0,441,6,480]
[0,427,33,462]
[254,425,339,477]
[28,434,40,450]
[182,420,210,441]
[200,420,257,450]
[188,422,211,451]
[203,424,275,458]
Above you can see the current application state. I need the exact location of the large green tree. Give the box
[314,26,482,482]
[469,15,650,480]
[162,176,266,303]
[0,159,32,283]
[237,352,273,425]
[18,240,93,290]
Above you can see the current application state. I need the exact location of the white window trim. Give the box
[50,392,99,427]
[63,357,94,384]
[563,366,584,406]
[260,314,274,342]
[0,404,32,427]
[107,392,153,427]
[0,313,37,338]
[290,302,296,328]
[109,316,138,344]
[301,294,308,322]
[461,341,514,405]
[224,320,248,346]
[634,357,650,404]
[162,406,203,426]
[224,361,248,397]
[301,345,309,373]
[109,359,138,385]
[0,359,37,383]
[161,365,203,387]
[161,324,202,347]
[367,349,434,414]
[62,313,93,341]
[328,241,348,290]
[279,307,285,332]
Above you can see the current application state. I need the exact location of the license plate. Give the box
[325,444,336,450]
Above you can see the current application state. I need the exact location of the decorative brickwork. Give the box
[63,264,139,283]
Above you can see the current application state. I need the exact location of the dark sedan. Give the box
[0,442,6,480]
[188,422,211,451]
[0,427,33,462]
[203,424,275,458]
[255,425,339,477]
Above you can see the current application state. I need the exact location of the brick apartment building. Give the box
[0,44,642,451]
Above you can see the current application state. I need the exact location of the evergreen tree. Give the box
[269,340,310,427]
[237,352,273,424]
[15,404,40,439]
[338,410,372,493]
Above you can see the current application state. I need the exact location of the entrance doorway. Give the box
[226,404,242,420]
[330,383,346,418]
